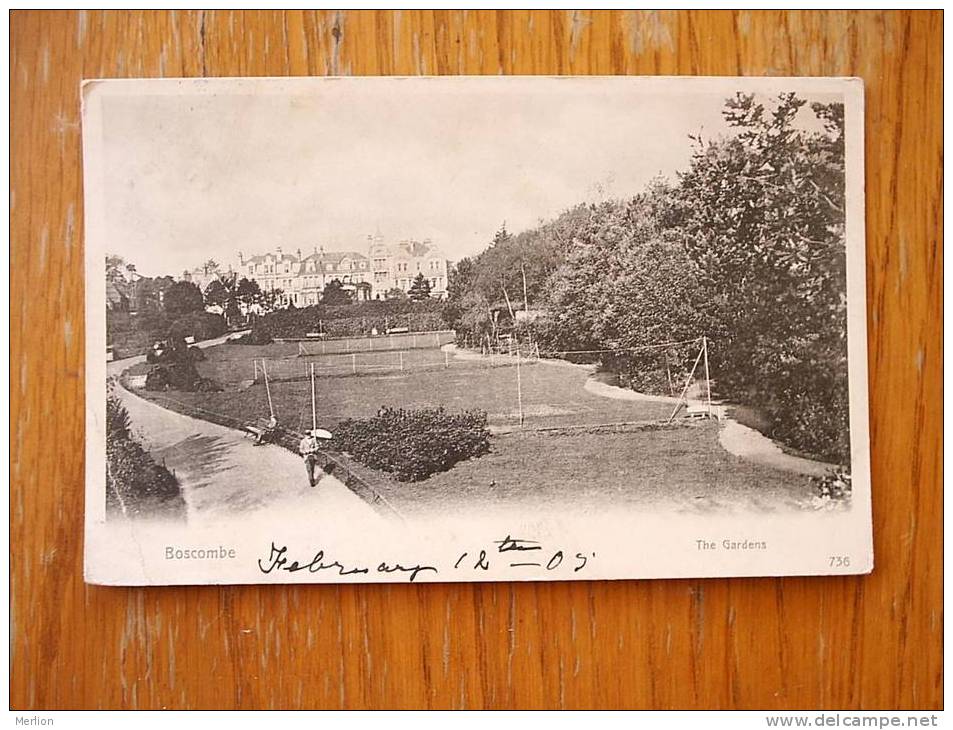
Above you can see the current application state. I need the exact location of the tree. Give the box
[236,277,262,308]
[407,273,432,301]
[321,279,352,305]
[675,92,849,461]
[259,287,286,312]
[163,280,205,320]
[203,276,244,325]
[106,255,127,283]
[203,278,230,310]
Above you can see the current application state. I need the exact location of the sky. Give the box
[95,77,839,277]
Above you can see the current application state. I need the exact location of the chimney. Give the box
[296,248,302,260]
[238,251,244,265]
[276,246,283,258]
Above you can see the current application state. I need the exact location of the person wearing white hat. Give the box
[298,428,332,487]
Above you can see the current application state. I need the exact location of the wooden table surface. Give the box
[10,10,942,710]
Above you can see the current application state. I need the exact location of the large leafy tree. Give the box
[675,92,848,460]
[203,274,247,324]
[163,280,205,320]
[236,277,262,307]
[448,215,575,337]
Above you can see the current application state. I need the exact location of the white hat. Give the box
[309,428,333,440]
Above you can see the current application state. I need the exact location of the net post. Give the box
[515,345,524,428]
[703,336,712,419]
[351,353,357,374]
[667,339,704,423]
[445,349,449,368]
[310,363,317,430]
[399,351,404,371]
[261,359,275,420]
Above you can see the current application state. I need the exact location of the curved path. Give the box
[109,336,386,527]
[584,368,834,477]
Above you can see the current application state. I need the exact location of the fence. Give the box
[247,338,714,434]
[292,330,456,356]
[254,346,542,382]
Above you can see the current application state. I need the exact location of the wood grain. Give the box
[10,10,942,710]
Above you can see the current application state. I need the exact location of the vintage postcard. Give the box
[83,76,872,585]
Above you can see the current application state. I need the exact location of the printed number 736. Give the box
[829,556,851,567]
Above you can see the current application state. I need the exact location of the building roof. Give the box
[301,250,367,264]
[244,252,299,265]
[393,239,443,259]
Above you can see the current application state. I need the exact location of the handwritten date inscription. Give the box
[258,535,595,583]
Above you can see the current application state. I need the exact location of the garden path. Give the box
[108,337,386,526]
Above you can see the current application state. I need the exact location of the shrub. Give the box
[144,366,172,390]
[168,311,227,342]
[810,469,852,501]
[142,339,221,392]
[335,406,490,481]
[106,391,185,519]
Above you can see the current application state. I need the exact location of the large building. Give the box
[366,235,450,297]
[235,237,450,306]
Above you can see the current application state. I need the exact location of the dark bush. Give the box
[106,391,185,519]
[144,366,172,390]
[142,339,221,393]
[335,406,490,481]
[168,311,227,342]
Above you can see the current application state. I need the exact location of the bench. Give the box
[685,404,710,419]
[244,417,279,445]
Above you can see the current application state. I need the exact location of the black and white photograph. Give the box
[83,76,872,585]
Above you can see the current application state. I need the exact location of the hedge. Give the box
[256,301,450,339]
[335,406,490,481]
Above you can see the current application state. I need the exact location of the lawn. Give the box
[191,343,674,431]
[134,342,816,514]
[401,423,815,517]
